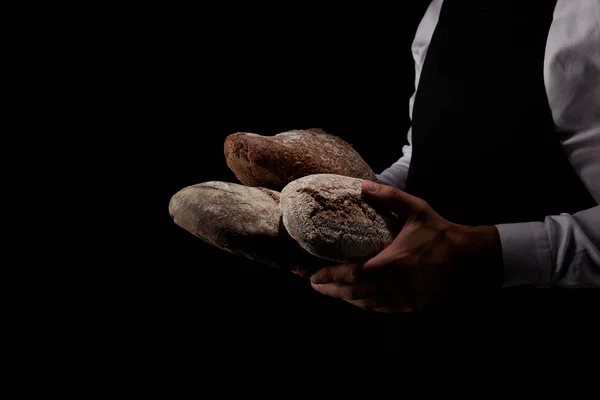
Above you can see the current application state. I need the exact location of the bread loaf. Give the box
[168,181,329,277]
[224,128,377,191]
[280,174,399,263]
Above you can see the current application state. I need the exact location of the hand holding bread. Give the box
[170,128,504,313]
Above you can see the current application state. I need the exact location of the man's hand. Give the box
[309,180,503,312]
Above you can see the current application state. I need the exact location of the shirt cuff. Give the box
[495,222,554,288]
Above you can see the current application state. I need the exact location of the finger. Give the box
[344,297,408,311]
[344,288,412,311]
[345,298,387,310]
[310,263,363,284]
[373,305,414,313]
[361,180,427,216]
[311,282,378,300]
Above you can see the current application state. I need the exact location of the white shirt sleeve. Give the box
[498,0,600,288]
[376,0,443,190]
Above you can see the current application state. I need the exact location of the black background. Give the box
[145,3,433,352]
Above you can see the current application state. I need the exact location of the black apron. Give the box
[405,0,595,230]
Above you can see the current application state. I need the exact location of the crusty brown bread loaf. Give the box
[168,181,330,277]
[280,174,399,263]
[224,128,377,191]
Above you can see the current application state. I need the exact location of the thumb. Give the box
[362,238,401,271]
[361,180,424,217]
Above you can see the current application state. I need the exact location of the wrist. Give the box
[452,224,504,287]
[467,225,501,255]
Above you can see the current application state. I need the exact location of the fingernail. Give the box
[363,180,379,193]
[310,274,322,284]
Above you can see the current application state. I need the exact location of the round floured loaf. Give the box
[280,174,398,263]
[168,181,329,277]
[223,128,377,191]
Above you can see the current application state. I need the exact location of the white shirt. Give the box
[377,0,600,288]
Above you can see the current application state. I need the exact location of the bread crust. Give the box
[280,174,398,263]
[168,181,329,277]
[224,129,377,191]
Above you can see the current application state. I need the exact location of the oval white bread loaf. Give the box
[280,174,399,263]
[168,181,329,277]
[223,128,377,191]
